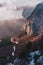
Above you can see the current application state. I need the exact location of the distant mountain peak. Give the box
[27,2,43,20]
[26,2,43,34]
[40,2,43,5]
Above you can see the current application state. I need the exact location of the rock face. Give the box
[27,2,43,34]
[23,22,33,36]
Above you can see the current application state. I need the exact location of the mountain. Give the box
[26,2,43,34]
[22,7,33,19]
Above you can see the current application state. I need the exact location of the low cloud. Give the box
[0,19,25,38]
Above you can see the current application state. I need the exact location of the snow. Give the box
[13,46,16,52]
[11,37,19,44]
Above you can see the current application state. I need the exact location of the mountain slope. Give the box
[26,2,43,34]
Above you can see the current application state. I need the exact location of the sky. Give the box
[13,0,43,7]
[0,0,43,20]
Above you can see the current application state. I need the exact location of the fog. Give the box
[0,19,25,38]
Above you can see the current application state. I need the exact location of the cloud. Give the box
[0,0,43,20]
[0,19,25,38]
[13,0,43,7]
